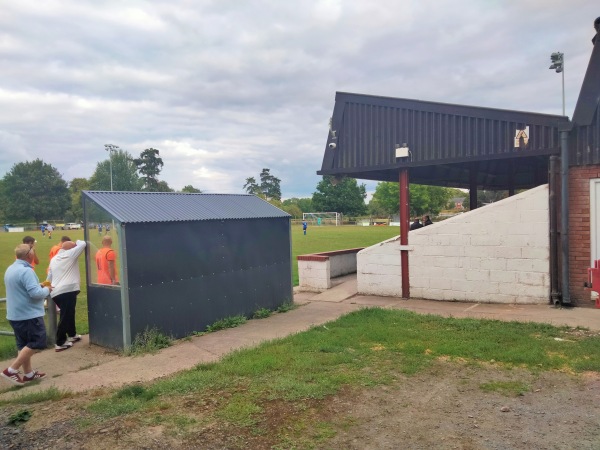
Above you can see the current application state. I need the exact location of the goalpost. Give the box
[302,212,342,226]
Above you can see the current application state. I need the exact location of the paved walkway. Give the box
[2,275,600,399]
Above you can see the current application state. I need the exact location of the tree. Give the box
[463,190,508,210]
[281,203,302,219]
[370,182,399,216]
[156,180,174,192]
[89,148,143,191]
[68,177,90,221]
[134,148,164,191]
[0,179,6,223]
[2,159,70,223]
[243,177,262,197]
[312,176,367,216]
[181,185,202,193]
[371,182,453,217]
[282,197,313,213]
[243,169,281,201]
[367,197,388,217]
[259,168,281,202]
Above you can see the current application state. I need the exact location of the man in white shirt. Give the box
[47,240,86,351]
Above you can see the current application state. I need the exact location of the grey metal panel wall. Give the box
[124,218,292,341]
[571,103,600,166]
[87,286,123,350]
[333,99,562,173]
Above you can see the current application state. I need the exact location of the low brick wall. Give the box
[297,248,363,292]
[358,184,550,304]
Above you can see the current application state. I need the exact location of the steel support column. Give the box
[560,130,571,305]
[469,163,478,210]
[399,169,410,298]
[549,155,560,304]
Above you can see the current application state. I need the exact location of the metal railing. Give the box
[0,296,57,345]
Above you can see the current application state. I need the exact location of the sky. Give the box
[0,1,598,200]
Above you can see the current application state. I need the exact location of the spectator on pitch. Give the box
[302,220,308,235]
[1,244,52,385]
[47,240,86,351]
[423,215,433,226]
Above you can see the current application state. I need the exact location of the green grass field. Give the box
[0,225,399,359]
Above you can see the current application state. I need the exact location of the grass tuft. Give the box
[115,384,157,401]
[125,327,172,356]
[480,381,531,397]
[253,308,272,319]
[205,315,247,332]
[0,387,72,407]
[276,301,297,313]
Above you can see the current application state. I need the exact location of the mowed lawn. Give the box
[0,225,399,359]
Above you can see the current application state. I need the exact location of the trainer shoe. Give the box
[55,342,73,352]
[67,335,82,343]
[1,368,24,385]
[23,370,46,382]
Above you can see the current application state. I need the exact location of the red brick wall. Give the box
[568,165,600,305]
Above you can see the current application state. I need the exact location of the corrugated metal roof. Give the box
[82,191,290,224]
[573,32,600,127]
[318,92,570,189]
[571,33,600,167]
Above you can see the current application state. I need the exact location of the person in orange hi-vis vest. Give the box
[95,236,119,285]
[48,236,71,273]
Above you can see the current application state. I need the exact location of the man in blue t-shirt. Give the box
[1,244,52,385]
[302,221,308,235]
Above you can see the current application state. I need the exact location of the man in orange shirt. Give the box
[21,236,39,270]
[48,236,71,273]
[95,236,118,285]
[49,236,71,260]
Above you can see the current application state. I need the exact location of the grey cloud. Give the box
[0,0,597,197]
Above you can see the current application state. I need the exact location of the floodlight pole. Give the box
[109,153,113,191]
[561,64,565,116]
[549,52,565,116]
[105,144,117,191]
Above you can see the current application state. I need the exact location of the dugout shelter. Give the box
[82,191,292,350]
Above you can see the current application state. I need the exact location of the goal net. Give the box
[302,212,342,226]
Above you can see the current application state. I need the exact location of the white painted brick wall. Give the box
[298,259,331,291]
[357,184,550,304]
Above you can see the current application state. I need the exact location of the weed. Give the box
[276,301,297,313]
[125,327,172,356]
[253,308,272,319]
[7,409,31,425]
[205,315,247,333]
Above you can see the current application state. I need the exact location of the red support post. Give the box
[399,169,410,298]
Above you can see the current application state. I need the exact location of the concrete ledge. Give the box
[298,248,363,292]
